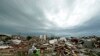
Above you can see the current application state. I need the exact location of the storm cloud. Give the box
[0,0,100,36]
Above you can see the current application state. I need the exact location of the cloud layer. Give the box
[0,0,100,36]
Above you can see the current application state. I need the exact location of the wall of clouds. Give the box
[0,0,100,36]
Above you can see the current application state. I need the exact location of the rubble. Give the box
[0,34,100,56]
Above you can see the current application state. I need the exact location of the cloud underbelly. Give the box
[39,0,99,29]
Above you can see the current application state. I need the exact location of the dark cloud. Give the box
[0,0,49,32]
[0,0,100,36]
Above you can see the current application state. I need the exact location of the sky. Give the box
[0,0,100,36]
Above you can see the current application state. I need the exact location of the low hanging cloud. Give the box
[0,0,100,36]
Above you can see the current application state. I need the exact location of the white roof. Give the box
[59,37,66,41]
[49,39,57,44]
[12,39,21,44]
[0,45,12,49]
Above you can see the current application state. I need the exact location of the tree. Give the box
[26,36,32,40]
[5,37,12,41]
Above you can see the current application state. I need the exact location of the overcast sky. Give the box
[0,0,100,36]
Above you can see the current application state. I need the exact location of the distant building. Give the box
[39,35,47,40]
[39,35,47,44]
